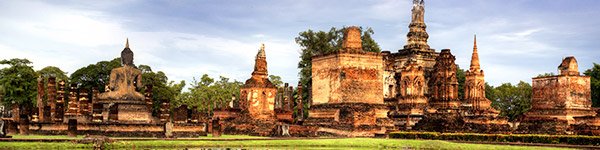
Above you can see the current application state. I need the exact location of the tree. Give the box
[268,75,283,87]
[485,82,497,106]
[536,72,556,78]
[69,58,122,91]
[490,81,532,121]
[295,26,381,111]
[584,63,600,107]
[456,65,466,99]
[179,74,243,113]
[37,66,69,82]
[0,58,37,108]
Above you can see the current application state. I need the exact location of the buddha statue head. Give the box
[121,38,134,66]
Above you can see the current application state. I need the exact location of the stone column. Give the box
[288,86,294,111]
[78,88,89,117]
[144,85,153,112]
[19,107,29,136]
[91,87,102,122]
[296,82,304,121]
[46,77,56,122]
[160,99,170,123]
[54,80,65,123]
[66,84,78,116]
[36,77,45,122]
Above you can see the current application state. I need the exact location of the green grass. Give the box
[7,134,85,139]
[0,137,573,149]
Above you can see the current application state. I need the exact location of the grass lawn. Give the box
[0,134,573,149]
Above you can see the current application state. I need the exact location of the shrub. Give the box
[389,131,600,145]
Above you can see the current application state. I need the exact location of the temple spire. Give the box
[256,43,266,58]
[126,38,129,48]
[404,0,430,51]
[470,34,480,71]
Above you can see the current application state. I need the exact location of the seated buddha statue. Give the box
[98,39,144,101]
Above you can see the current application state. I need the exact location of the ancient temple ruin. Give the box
[518,56,598,135]
[306,26,393,137]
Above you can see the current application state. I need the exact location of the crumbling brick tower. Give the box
[518,56,596,135]
[239,44,277,121]
[383,0,439,101]
[463,35,499,116]
[388,59,428,130]
[307,26,392,137]
[428,49,460,112]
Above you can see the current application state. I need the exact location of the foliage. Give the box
[295,26,381,118]
[36,66,70,103]
[536,72,556,78]
[489,81,532,121]
[456,65,466,99]
[69,58,122,91]
[139,64,185,114]
[584,63,600,107]
[0,58,37,108]
[178,74,243,112]
[36,66,69,82]
[268,75,283,87]
[390,131,600,146]
[484,82,498,106]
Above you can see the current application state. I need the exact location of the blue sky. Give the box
[0,0,598,89]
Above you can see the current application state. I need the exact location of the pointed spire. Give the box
[470,34,480,71]
[126,38,129,48]
[256,43,266,59]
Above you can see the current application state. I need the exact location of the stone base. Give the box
[304,103,393,137]
[118,104,150,123]
[516,117,571,135]
[27,122,207,137]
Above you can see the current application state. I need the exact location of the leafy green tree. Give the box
[179,74,242,113]
[69,58,121,91]
[584,63,600,107]
[456,65,466,99]
[37,66,69,82]
[536,72,556,78]
[268,75,283,87]
[0,58,37,108]
[490,81,532,121]
[140,65,185,113]
[295,26,381,110]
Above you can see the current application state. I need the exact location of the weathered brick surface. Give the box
[524,57,594,124]
[428,49,460,110]
[240,44,276,120]
[464,36,499,117]
[312,52,383,105]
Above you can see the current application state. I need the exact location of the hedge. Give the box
[389,131,600,145]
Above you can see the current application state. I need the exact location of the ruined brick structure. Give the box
[307,26,392,137]
[54,79,65,123]
[463,36,500,117]
[239,43,277,120]
[47,77,56,122]
[428,49,460,111]
[518,57,597,135]
[36,77,45,122]
[388,59,427,129]
[383,0,439,101]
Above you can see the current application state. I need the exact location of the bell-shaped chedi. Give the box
[464,35,499,116]
[98,39,144,101]
[97,39,150,123]
[239,44,277,120]
[428,49,460,111]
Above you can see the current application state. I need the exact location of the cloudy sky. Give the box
[0,0,598,88]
